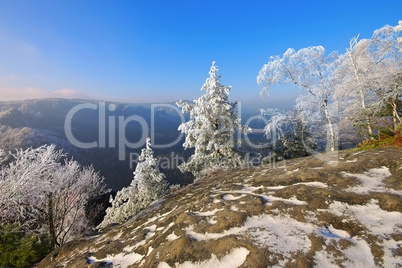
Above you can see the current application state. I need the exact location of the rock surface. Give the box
[38,147,402,268]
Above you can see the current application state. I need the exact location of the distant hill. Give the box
[0,98,267,190]
[38,147,402,267]
[0,98,191,190]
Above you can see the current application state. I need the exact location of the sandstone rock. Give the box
[38,147,402,268]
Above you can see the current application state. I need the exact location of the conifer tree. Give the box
[176,62,244,179]
[100,137,168,226]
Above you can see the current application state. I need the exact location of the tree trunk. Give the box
[359,89,374,137]
[323,99,335,151]
[348,48,374,137]
[47,193,59,248]
[391,102,400,131]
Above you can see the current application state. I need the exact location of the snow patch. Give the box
[146,224,157,231]
[212,198,220,203]
[265,181,328,190]
[265,185,287,190]
[328,199,402,235]
[88,251,143,267]
[320,225,350,239]
[208,217,218,224]
[146,246,154,257]
[327,199,402,266]
[161,222,175,234]
[313,251,340,268]
[222,194,245,200]
[217,185,307,206]
[186,214,314,257]
[230,206,238,211]
[382,237,402,267]
[342,238,376,267]
[260,195,307,206]
[342,167,397,194]
[193,208,223,217]
[166,232,179,241]
[157,247,249,268]
[294,181,328,188]
[286,168,299,174]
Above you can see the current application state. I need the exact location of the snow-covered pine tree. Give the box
[100,137,168,226]
[176,61,244,179]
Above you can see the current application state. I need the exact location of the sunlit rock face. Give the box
[39,147,402,268]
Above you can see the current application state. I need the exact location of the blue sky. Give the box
[0,0,401,109]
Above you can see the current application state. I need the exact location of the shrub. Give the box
[0,224,53,268]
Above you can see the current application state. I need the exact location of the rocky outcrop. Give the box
[38,147,402,268]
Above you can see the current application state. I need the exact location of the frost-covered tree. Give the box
[335,35,376,137]
[259,108,292,146]
[369,24,402,131]
[0,144,105,248]
[100,137,168,226]
[176,61,244,178]
[397,20,402,48]
[257,46,339,151]
[260,109,316,158]
[336,23,402,135]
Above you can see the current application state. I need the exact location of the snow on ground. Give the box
[88,251,144,267]
[342,238,377,268]
[293,181,328,188]
[157,247,249,268]
[328,199,402,236]
[342,167,393,194]
[166,231,179,241]
[313,251,342,268]
[207,217,218,224]
[186,213,315,258]
[259,194,307,205]
[319,224,351,239]
[286,168,299,174]
[215,183,307,206]
[264,182,328,190]
[132,206,178,232]
[193,208,223,216]
[146,246,154,257]
[230,205,238,211]
[90,165,400,268]
[314,236,377,268]
[161,222,175,234]
[187,178,402,267]
[222,193,245,200]
[326,199,402,267]
[265,185,287,190]
[382,237,402,267]
[313,238,377,268]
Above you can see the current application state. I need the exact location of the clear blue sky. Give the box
[0,0,401,109]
